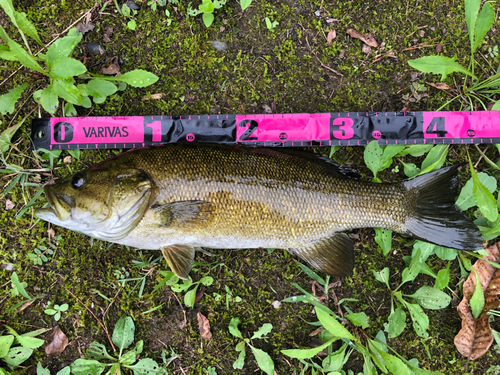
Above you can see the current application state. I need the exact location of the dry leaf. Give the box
[327,30,336,46]
[454,242,500,360]
[426,82,452,91]
[5,199,14,210]
[75,22,94,35]
[103,26,114,43]
[102,62,121,75]
[197,312,212,341]
[47,228,55,241]
[346,28,378,47]
[142,93,164,100]
[194,286,206,306]
[63,156,72,164]
[45,326,69,356]
[362,44,372,54]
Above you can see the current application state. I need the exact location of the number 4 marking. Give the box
[426,117,447,137]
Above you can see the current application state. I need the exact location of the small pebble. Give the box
[87,42,106,55]
[272,300,281,309]
[314,10,321,17]
[1,263,14,271]
[211,41,227,51]
[123,0,140,10]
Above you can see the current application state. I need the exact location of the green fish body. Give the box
[35,144,483,279]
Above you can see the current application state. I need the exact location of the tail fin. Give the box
[403,165,483,250]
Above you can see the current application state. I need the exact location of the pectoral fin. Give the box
[161,244,195,280]
[289,233,354,277]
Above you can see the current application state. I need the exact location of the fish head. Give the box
[35,166,152,241]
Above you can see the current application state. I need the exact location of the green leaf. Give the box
[233,341,246,369]
[364,140,382,181]
[0,83,28,115]
[386,307,406,338]
[492,101,500,111]
[456,173,497,210]
[46,29,82,63]
[408,56,476,81]
[127,19,137,30]
[374,228,392,255]
[13,12,42,45]
[11,272,31,300]
[376,350,411,375]
[229,317,242,338]
[37,362,50,375]
[249,345,274,375]
[56,367,71,375]
[33,85,59,115]
[202,12,214,27]
[70,359,105,375]
[50,57,87,79]
[16,336,44,349]
[434,246,457,261]
[125,358,162,374]
[465,0,481,50]
[296,262,325,285]
[85,342,115,361]
[345,312,369,328]
[45,308,57,315]
[251,323,272,340]
[367,338,387,372]
[7,39,46,74]
[373,267,390,288]
[468,156,497,222]
[401,248,422,285]
[0,335,15,357]
[122,3,131,16]
[380,145,405,170]
[420,145,448,172]
[0,121,22,154]
[3,346,32,368]
[241,0,252,10]
[64,103,77,117]
[199,276,214,286]
[473,2,495,53]
[199,0,215,13]
[406,303,429,338]
[434,263,450,290]
[470,269,485,319]
[0,48,17,61]
[401,161,420,178]
[53,79,83,105]
[406,286,451,310]
[316,308,355,341]
[103,69,159,88]
[120,340,143,365]
[398,144,433,157]
[112,316,135,353]
[184,287,197,307]
[86,79,118,99]
[281,338,335,359]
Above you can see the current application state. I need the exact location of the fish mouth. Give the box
[35,185,73,222]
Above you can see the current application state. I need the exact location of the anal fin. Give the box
[289,233,354,277]
[161,244,195,280]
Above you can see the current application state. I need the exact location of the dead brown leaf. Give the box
[142,93,164,101]
[346,28,378,47]
[103,27,114,43]
[194,286,206,306]
[75,22,94,35]
[63,156,72,164]
[45,326,69,356]
[361,44,372,54]
[426,82,452,91]
[454,241,500,360]
[5,199,14,210]
[197,312,212,341]
[102,57,121,75]
[327,30,336,46]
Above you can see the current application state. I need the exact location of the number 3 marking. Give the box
[331,117,354,139]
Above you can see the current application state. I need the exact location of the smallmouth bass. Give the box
[35,144,483,279]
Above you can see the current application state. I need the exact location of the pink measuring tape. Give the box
[30,111,500,150]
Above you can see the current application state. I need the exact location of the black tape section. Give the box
[143,115,237,145]
[30,118,52,150]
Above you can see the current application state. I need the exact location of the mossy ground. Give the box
[1,0,499,373]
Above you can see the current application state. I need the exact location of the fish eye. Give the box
[71,173,86,189]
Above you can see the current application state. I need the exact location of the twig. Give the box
[63,286,116,351]
[305,36,343,76]
[0,4,98,88]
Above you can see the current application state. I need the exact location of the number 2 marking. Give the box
[239,120,259,141]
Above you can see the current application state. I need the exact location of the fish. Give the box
[35,144,483,280]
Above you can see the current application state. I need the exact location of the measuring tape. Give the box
[30,111,500,150]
